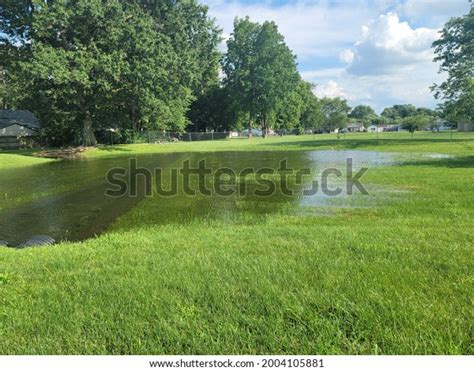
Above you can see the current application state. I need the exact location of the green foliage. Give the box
[223,17,299,136]
[349,104,377,126]
[297,81,324,130]
[416,107,437,117]
[275,89,305,130]
[320,97,351,131]
[381,104,417,121]
[371,115,390,126]
[440,81,474,123]
[0,0,34,109]
[1,0,221,145]
[137,0,222,97]
[402,114,432,133]
[380,104,438,128]
[274,80,323,132]
[432,5,474,123]
[327,112,349,131]
[0,68,7,109]
[187,85,240,132]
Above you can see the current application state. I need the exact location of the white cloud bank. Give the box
[320,12,446,111]
[347,13,439,76]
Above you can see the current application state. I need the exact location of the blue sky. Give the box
[203,0,471,112]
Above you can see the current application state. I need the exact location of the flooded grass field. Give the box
[0,134,473,354]
[0,150,401,246]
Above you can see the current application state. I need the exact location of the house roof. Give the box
[0,110,40,130]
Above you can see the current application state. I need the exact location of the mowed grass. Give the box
[84,131,474,158]
[0,152,53,169]
[0,132,473,354]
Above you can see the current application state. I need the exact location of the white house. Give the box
[367,125,385,133]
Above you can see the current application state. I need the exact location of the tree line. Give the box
[0,1,471,146]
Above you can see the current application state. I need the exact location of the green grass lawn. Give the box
[0,152,54,169]
[0,132,473,354]
[85,131,474,158]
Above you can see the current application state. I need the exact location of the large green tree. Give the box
[432,4,474,123]
[223,17,299,137]
[402,114,432,133]
[1,0,220,146]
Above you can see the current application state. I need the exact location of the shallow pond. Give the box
[0,150,398,245]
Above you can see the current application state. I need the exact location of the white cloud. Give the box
[303,63,445,113]
[314,81,348,99]
[347,13,439,76]
[339,49,355,64]
[302,11,447,111]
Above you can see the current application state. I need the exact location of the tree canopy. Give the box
[381,104,417,121]
[320,97,351,131]
[349,105,377,127]
[1,0,221,145]
[432,4,473,123]
[402,115,432,133]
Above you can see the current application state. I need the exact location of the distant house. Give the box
[346,123,365,133]
[0,110,40,148]
[385,124,404,132]
[0,110,40,137]
[367,125,385,133]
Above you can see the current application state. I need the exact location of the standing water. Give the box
[0,150,398,245]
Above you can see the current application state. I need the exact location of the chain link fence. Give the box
[112,128,470,144]
[2,128,470,150]
[114,129,317,144]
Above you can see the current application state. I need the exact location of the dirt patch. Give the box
[33,147,89,159]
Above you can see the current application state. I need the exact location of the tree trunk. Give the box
[130,107,136,131]
[82,110,97,147]
[248,112,252,139]
[262,114,267,139]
